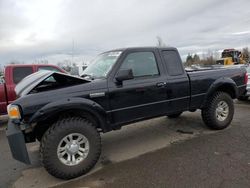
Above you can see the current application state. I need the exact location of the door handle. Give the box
[156,82,167,87]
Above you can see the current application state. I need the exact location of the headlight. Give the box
[7,105,21,119]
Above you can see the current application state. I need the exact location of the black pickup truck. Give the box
[6,47,247,179]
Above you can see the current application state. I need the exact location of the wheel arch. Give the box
[201,77,238,108]
[30,97,110,140]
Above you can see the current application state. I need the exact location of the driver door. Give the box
[107,49,168,126]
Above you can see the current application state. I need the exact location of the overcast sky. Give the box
[1,0,250,65]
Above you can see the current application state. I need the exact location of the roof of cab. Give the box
[104,46,178,53]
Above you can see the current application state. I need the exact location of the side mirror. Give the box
[115,69,134,82]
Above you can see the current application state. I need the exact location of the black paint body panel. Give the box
[10,47,247,134]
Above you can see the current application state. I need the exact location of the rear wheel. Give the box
[202,92,234,130]
[167,112,182,119]
[40,117,101,179]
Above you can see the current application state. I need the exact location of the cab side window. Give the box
[162,50,184,76]
[120,52,159,78]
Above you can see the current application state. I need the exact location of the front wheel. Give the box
[202,92,234,130]
[40,117,101,179]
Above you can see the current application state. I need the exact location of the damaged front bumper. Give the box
[6,120,31,164]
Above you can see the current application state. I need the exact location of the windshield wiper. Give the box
[81,74,95,80]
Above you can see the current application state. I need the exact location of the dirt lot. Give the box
[0,100,249,188]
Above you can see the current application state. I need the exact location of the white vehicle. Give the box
[238,64,250,101]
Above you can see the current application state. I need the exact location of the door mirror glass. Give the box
[115,69,134,82]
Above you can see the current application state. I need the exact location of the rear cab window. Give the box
[13,67,33,84]
[162,50,184,76]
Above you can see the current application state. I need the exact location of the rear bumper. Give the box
[238,84,249,97]
[242,87,250,97]
[5,120,31,164]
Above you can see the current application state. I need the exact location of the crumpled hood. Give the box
[15,71,89,97]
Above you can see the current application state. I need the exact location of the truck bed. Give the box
[187,66,246,109]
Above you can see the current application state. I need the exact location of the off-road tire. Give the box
[40,117,101,179]
[202,92,234,130]
[167,112,182,119]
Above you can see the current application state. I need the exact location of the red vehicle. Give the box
[0,64,66,115]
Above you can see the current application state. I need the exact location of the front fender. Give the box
[202,77,238,107]
[29,97,109,132]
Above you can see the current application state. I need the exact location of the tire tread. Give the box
[202,91,234,130]
[40,117,101,179]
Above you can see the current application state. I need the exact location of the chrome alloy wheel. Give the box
[57,133,89,166]
[215,101,229,121]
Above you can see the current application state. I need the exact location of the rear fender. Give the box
[201,77,237,108]
[29,97,109,132]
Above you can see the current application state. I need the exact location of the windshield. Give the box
[82,51,122,79]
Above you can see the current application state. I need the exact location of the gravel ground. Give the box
[0,101,249,188]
